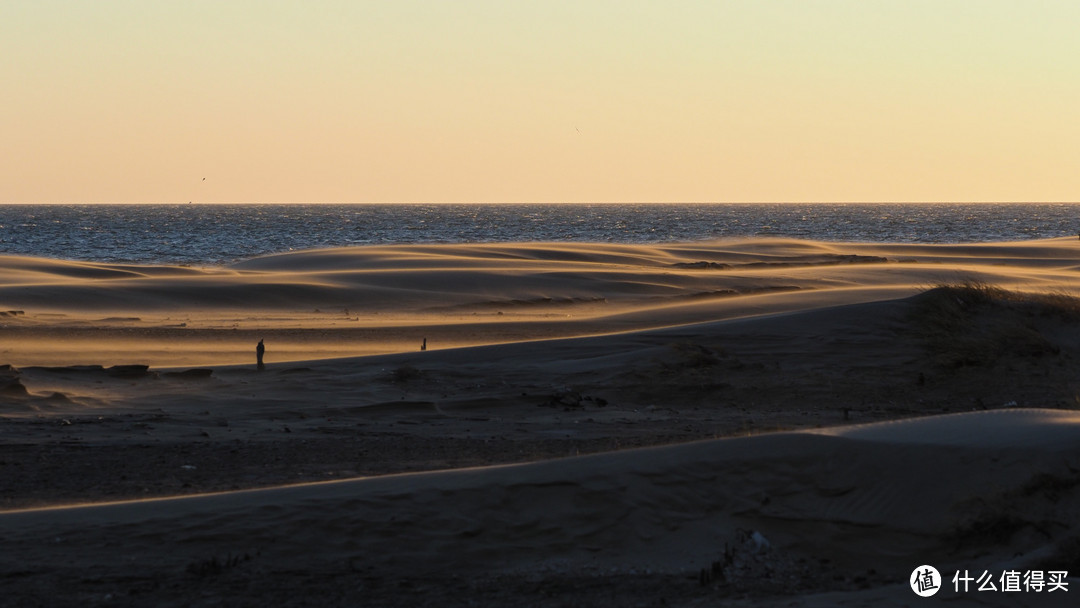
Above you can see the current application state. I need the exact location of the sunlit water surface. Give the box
[1,203,1077,266]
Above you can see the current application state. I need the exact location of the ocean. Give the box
[0,203,1077,266]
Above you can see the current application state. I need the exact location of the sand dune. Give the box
[3,237,1080,367]
[5,237,1080,316]
[2,410,1077,606]
[3,237,1080,605]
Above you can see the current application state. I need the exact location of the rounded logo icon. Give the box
[910,565,942,597]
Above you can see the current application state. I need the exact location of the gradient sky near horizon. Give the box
[4,1,1079,204]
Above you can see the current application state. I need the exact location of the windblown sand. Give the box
[2,237,1079,606]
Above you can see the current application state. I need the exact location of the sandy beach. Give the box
[3,237,1080,606]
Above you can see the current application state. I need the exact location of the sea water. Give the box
[0,203,1077,266]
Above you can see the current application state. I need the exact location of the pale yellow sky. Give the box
[3,1,1079,203]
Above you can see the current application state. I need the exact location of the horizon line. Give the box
[3,201,1080,206]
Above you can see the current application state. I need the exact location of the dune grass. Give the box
[913,282,1080,369]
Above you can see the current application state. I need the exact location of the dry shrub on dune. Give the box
[913,281,1080,369]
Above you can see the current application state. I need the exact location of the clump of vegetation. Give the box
[920,281,1080,323]
[665,341,727,369]
[1036,534,1080,572]
[949,471,1080,554]
[185,553,252,578]
[949,509,1032,548]
[913,281,1077,368]
[1020,472,1080,502]
[391,365,422,383]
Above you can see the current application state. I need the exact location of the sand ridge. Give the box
[3,236,1080,367]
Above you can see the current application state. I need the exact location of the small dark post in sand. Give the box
[256,339,265,371]
[421,338,427,351]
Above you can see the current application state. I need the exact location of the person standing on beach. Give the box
[256,339,265,371]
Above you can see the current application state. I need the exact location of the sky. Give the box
[3,1,1079,204]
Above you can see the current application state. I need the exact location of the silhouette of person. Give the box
[256,339,265,371]
[421,338,427,351]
